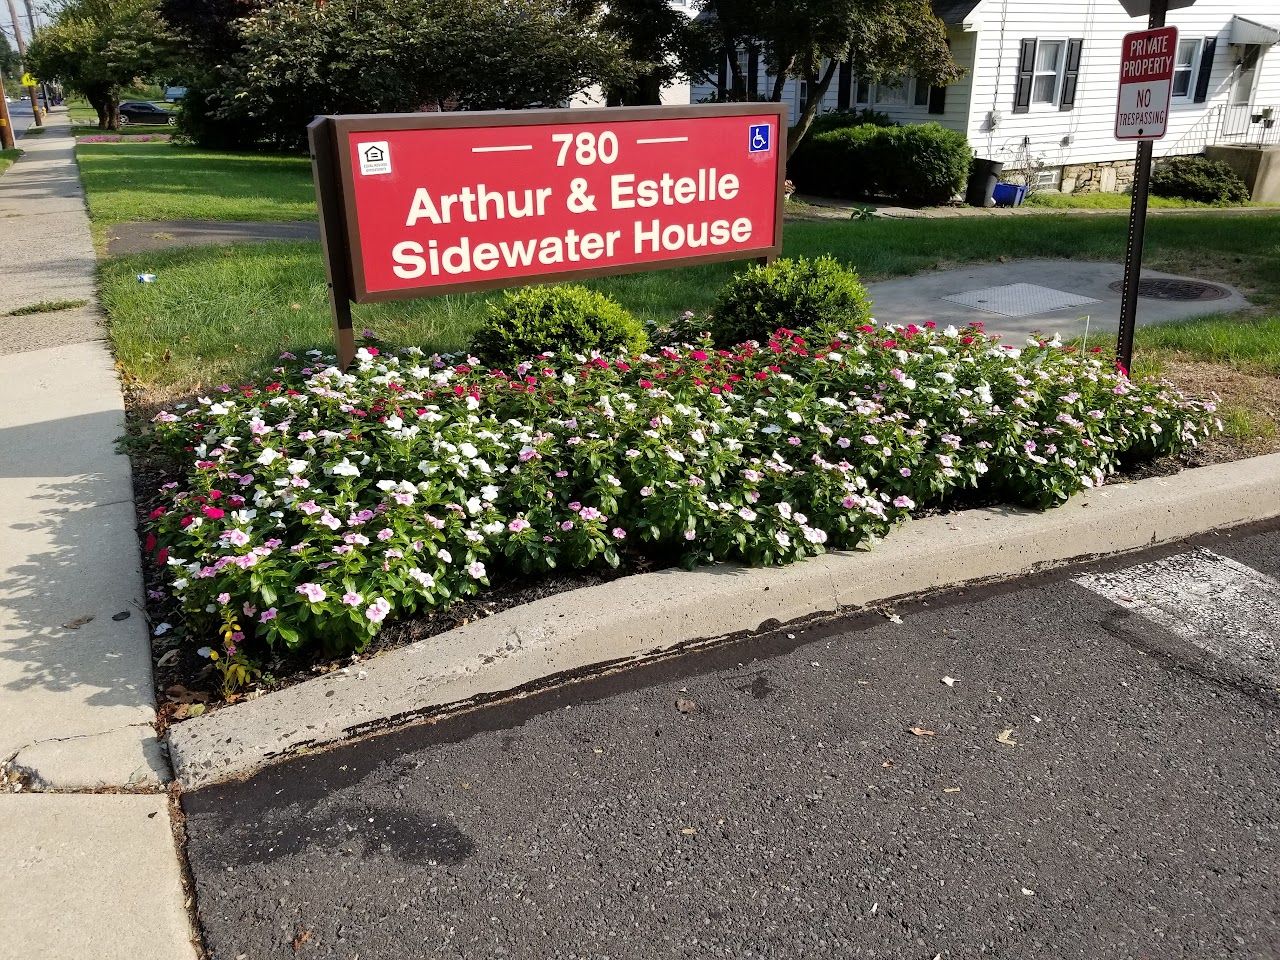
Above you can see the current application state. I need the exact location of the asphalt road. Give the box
[7,100,36,138]
[184,521,1280,960]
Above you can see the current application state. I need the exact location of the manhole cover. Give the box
[1106,278,1229,301]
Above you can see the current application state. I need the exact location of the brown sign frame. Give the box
[308,103,789,367]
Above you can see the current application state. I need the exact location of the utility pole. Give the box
[0,69,15,150]
[20,0,46,111]
[1115,0,1169,372]
[5,0,41,128]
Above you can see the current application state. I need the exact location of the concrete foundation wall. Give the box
[1205,145,1280,203]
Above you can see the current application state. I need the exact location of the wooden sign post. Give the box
[308,104,788,368]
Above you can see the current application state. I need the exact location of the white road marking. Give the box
[471,145,533,153]
[1075,549,1280,684]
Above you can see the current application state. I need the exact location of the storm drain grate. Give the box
[1106,278,1230,301]
[941,283,1101,318]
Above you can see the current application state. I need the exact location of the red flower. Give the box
[156,548,169,567]
[144,533,157,553]
[754,371,769,381]
[208,489,222,500]
[148,507,165,520]
[179,515,194,529]
[202,506,225,520]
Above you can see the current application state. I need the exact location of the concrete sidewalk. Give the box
[0,111,196,959]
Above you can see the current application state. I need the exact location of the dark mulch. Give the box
[105,219,318,256]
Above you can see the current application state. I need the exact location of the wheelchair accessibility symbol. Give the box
[748,124,771,153]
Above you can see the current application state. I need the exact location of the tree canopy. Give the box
[169,0,635,150]
[696,0,961,155]
[26,0,175,128]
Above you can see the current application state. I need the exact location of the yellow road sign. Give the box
[20,73,38,87]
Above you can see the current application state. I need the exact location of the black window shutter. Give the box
[1013,38,1037,113]
[928,84,947,114]
[1194,37,1216,103]
[838,60,852,109]
[748,47,760,99]
[1060,38,1083,110]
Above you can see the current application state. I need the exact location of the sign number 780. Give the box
[552,131,619,166]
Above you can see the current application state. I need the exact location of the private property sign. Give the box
[308,104,787,363]
[1115,26,1179,141]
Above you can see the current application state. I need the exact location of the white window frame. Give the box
[1030,38,1067,109]
[1171,37,1202,101]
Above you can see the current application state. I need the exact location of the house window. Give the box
[855,77,871,105]
[798,80,809,113]
[1172,39,1201,99]
[876,76,907,105]
[913,79,931,107]
[1032,40,1065,104]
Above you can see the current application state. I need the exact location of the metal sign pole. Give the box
[1115,0,1169,372]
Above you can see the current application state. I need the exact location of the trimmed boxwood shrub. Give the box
[789,122,971,206]
[1151,155,1250,206]
[710,256,872,345]
[473,284,647,367]
[876,125,973,205]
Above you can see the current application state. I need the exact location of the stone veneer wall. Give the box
[1060,159,1137,194]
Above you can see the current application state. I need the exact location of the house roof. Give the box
[931,0,982,25]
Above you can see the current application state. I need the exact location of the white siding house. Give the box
[691,0,1280,193]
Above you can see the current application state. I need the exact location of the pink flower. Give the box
[342,591,362,607]
[216,592,231,605]
[560,520,574,531]
[202,506,225,520]
[467,561,487,579]
[893,496,915,509]
[296,583,326,603]
[508,518,531,533]
[298,500,321,515]
[366,597,391,622]
[259,607,278,623]
[611,527,627,540]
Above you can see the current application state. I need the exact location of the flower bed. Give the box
[143,323,1217,688]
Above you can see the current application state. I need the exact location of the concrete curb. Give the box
[168,452,1280,790]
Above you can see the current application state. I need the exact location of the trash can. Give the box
[966,158,1004,207]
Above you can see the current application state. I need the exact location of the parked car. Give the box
[118,101,177,126]
[163,86,187,103]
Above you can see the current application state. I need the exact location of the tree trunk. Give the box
[768,55,795,103]
[108,99,120,131]
[786,59,839,159]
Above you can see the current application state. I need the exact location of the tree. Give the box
[1,33,19,78]
[696,0,961,157]
[576,0,708,107]
[25,0,174,129]
[185,0,632,151]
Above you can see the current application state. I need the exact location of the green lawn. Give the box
[0,148,21,175]
[1023,191,1226,210]
[1134,314,1280,372]
[76,142,316,225]
[99,213,1280,393]
[74,125,174,138]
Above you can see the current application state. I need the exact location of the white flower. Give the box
[331,458,360,477]
[467,561,487,579]
[256,448,282,466]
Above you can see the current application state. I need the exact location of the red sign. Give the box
[1115,26,1178,141]
[318,105,787,302]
